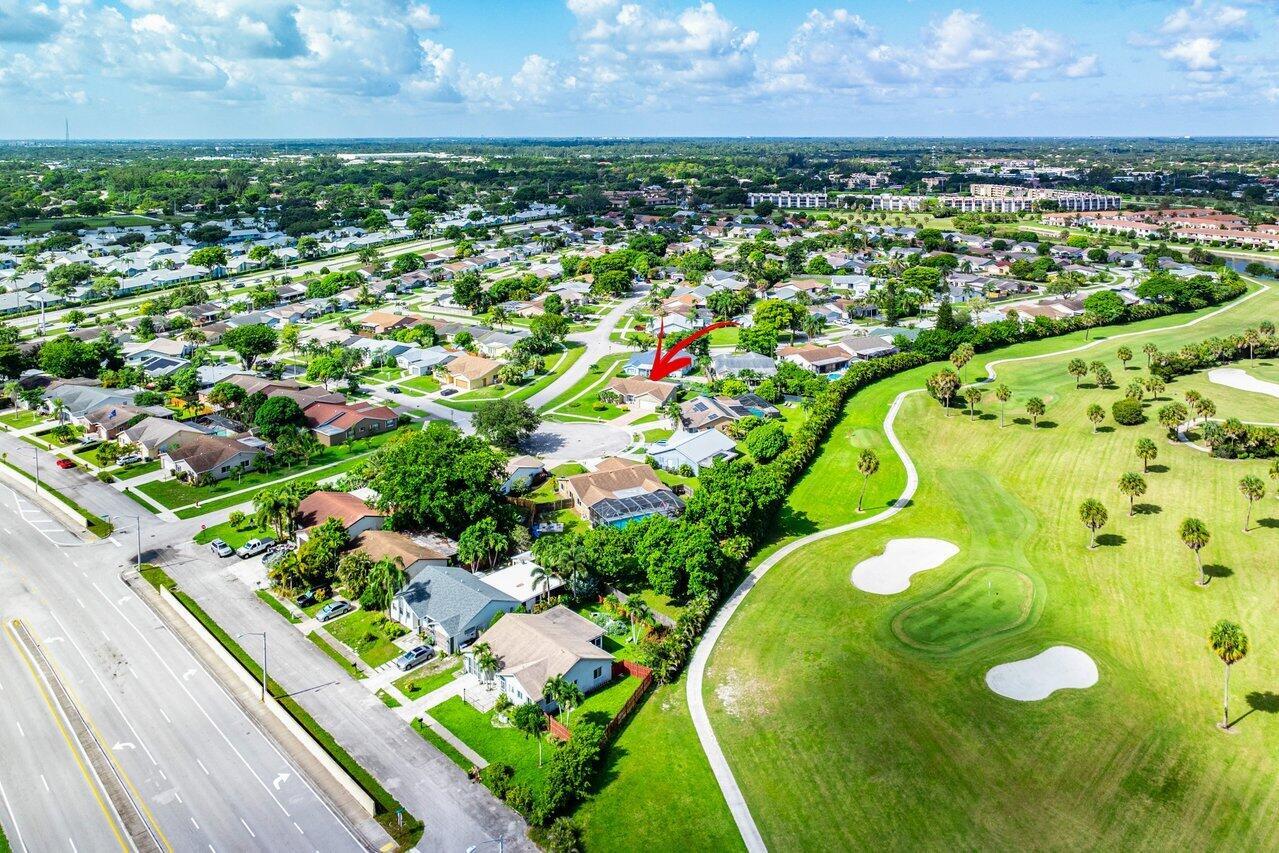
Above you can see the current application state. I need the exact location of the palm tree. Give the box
[1135,438,1158,473]
[1238,475,1266,532]
[1208,620,1249,731]
[961,387,981,420]
[626,599,654,644]
[1118,472,1146,516]
[530,562,560,605]
[2,381,18,409]
[1086,404,1105,433]
[253,487,299,541]
[1067,358,1088,387]
[1079,499,1108,548]
[1125,380,1145,402]
[994,384,1011,428]
[1270,458,1279,500]
[926,369,959,416]
[543,674,582,718]
[1180,517,1210,586]
[473,643,499,683]
[1025,396,1046,427]
[1145,376,1165,400]
[1116,346,1133,369]
[1142,343,1159,368]
[950,343,974,383]
[51,398,66,425]
[855,448,879,512]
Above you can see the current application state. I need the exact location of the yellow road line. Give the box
[4,620,130,853]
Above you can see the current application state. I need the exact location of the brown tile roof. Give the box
[296,491,384,531]
[351,530,454,566]
[446,353,502,382]
[560,458,668,508]
[606,377,678,405]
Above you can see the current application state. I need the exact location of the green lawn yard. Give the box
[439,345,585,412]
[393,659,462,700]
[703,280,1279,849]
[324,608,407,669]
[537,352,629,414]
[563,676,640,731]
[194,519,276,550]
[401,374,441,393]
[427,697,545,792]
[0,409,48,430]
[141,429,399,509]
[114,460,162,480]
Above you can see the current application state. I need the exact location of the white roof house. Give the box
[650,429,738,474]
[478,553,564,609]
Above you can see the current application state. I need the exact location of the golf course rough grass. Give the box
[705,282,1279,850]
[891,565,1037,653]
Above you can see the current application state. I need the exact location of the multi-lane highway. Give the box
[0,484,370,852]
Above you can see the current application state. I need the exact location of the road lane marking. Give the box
[40,775,49,792]
[196,760,209,776]
[0,775,30,853]
[240,819,255,839]
[14,720,22,737]
[46,612,160,767]
[294,822,304,835]
[190,817,199,830]
[3,623,131,853]
[90,582,296,818]
[159,708,171,724]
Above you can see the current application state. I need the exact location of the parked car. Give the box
[235,538,269,559]
[55,458,76,469]
[295,590,317,608]
[316,600,353,622]
[208,539,233,558]
[440,388,458,397]
[117,454,142,466]
[262,548,292,568]
[393,645,434,671]
[386,385,402,394]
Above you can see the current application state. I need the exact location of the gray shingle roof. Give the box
[394,564,517,638]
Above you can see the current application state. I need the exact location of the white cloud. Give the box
[1162,37,1222,72]
[1158,0,1250,40]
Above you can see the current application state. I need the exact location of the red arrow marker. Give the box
[648,316,737,382]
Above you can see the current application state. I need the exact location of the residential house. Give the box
[295,491,386,540]
[301,401,398,446]
[462,605,613,710]
[558,458,684,528]
[476,553,563,610]
[778,345,852,374]
[711,352,777,379]
[678,394,779,433]
[650,429,738,474]
[359,311,421,336]
[159,433,268,482]
[624,351,692,380]
[834,335,898,360]
[351,530,457,578]
[390,563,519,653]
[605,377,679,413]
[118,417,210,460]
[443,354,503,390]
[502,455,546,495]
[84,403,172,441]
[474,329,530,359]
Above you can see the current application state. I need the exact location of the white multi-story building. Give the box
[747,192,830,209]
[869,186,1120,213]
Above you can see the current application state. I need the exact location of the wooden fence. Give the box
[542,660,655,743]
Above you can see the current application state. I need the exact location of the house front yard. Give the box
[393,659,462,701]
[427,696,545,793]
[323,608,408,669]
[193,518,276,550]
[139,428,399,509]
[0,409,48,430]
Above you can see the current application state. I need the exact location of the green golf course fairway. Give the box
[893,565,1037,653]
[705,281,1279,849]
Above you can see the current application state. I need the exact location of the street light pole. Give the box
[237,631,267,702]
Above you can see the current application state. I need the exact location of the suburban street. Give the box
[0,484,371,852]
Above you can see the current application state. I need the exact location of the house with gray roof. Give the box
[389,564,520,653]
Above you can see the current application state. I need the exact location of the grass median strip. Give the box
[411,719,473,772]
[137,565,421,848]
[307,631,365,680]
[255,589,301,624]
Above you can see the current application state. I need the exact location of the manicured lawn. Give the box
[143,428,400,510]
[552,462,587,476]
[364,366,405,382]
[402,374,441,393]
[563,676,640,731]
[537,352,628,414]
[440,345,585,412]
[0,409,47,430]
[193,519,276,550]
[323,608,407,669]
[708,325,740,347]
[411,719,472,772]
[704,282,1279,848]
[256,589,301,624]
[631,413,660,426]
[114,460,162,480]
[393,659,462,700]
[427,696,545,793]
[628,589,685,624]
[571,677,743,853]
[641,427,673,444]
[307,631,365,680]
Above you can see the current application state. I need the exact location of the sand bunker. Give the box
[985,646,1098,701]
[1208,368,1279,400]
[851,538,959,595]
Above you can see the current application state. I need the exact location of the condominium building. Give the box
[747,192,830,209]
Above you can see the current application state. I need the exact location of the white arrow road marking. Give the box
[182,669,196,681]
[117,596,129,605]
[112,742,136,751]
[272,772,290,790]
[45,636,64,643]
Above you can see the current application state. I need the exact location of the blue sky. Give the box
[0,0,1274,139]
